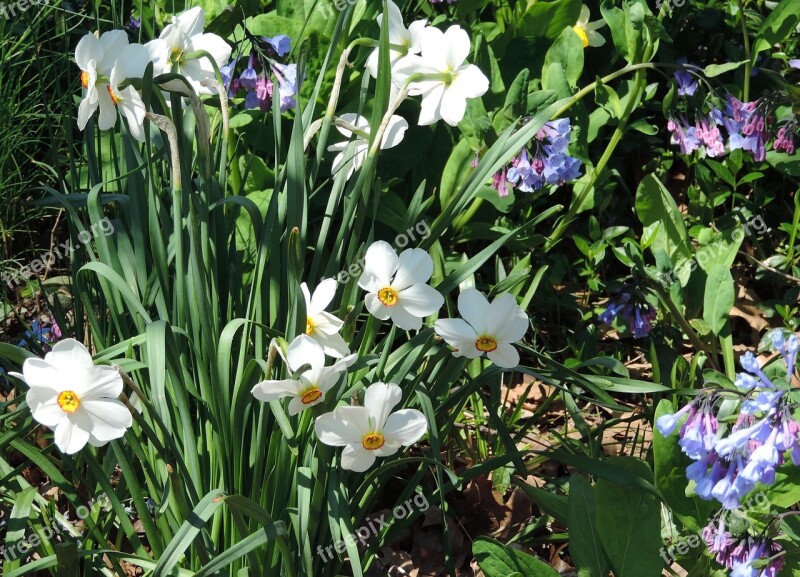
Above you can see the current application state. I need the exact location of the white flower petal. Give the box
[286,335,326,372]
[251,379,302,402]
[173,6,205,39]
[440,86,468,126]
[417,83,446,126]
[315,407,370,445]
[54,415,92,454]
[457,288,490,333]
[310,330,351,359]
[452,64,489,99]
[380,115,408,149]
[311,311,345,335]
[341,444,376,472]
[434,318,478,347]
[98,30,129,73]
[77,95,98,131]
[75,33,103,72]
[486,294,527,342]
[31,398,66,427]
[487,343,520,369]
[310,278,338,313]
[364,382,402,429]
[392,248,433,290]
[81,366,123,400]
[419,26,449,71]
[408,20,428,53]
[443,26,471,70]
[81,398,132,441]
[383,409,427,446]
[360,241,399,288]
[390,306,424,331]
[397,283,443,317]
[97,87,118,131]
[43,339,94,372]
[187,33,232,67]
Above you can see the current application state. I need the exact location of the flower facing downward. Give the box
[251,335,356,415]
[75,30,130,132]
[358,241,444,331]
[12,339,132,454]
[301,279,350,358]
[572,5,606,48]
[328,113,408,181]
[314,382,427,472]
[434,288,528,368]
[392,25,489,126]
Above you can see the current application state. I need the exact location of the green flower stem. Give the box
[650,282,721,372]
[738,0,751,101]
[452,198,484,231]
[545,64,654,250]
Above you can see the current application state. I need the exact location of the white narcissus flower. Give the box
[328,113,408,181]
[106,44,151,141]
[252,335,356,415]
[365,0,427,79]
[301,279,350,358]
[153,6,232,95]
[314,382,427,472]
[434,288,529,369]
[573,5,606,48]
[392,25,489,126]
[11,339,132,454]
[358,241,443,331]
[75,30,129,132]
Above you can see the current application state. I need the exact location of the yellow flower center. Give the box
[170,47,184,62]
[300,387,323,405]
[362,432,385,450]
[107,85,119,106]
[57,390,81,413]
[306,317,315,335]
[475,336,498,352]
[377,287,399,307]
[573,26,589,48]
[80,71,90,89]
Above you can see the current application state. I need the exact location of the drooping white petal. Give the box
[577,4,590,26]
[336,113,369,138]
[77,95,98,131]
[364,382,402,430]
[251,379,302,402]
[187,33,232,67]
[417,83,446,126]
[383,409,427,446]
[97,87,118,131]
[53,415,92,454]
[390,306,424,331]
[487,343,520,369]
[586,30,606,46]
[380,115,408,149]
[286,335,326,372]
[117,86,147,142]
[341,444,376,472]
[360,241,400,288]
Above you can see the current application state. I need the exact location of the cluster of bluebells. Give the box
[702,520,784,577]
[667,62,798,162]
[17,317,61,352]
[491,119,583,196]
[221,34,299,112]
[658,332,799,573]
[598,289,657,338]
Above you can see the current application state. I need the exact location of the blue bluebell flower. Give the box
[674,59,698,96]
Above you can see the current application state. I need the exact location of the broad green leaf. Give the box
[754,1,800,54]
[635,174,692,277]
[474,537,560,577]
[595,457,663,577]
[703,265,734,336]
[543,27,585,88]
[568,475,610,577]
[703,61,747,77]
[519,0,583,40]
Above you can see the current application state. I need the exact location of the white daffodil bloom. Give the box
[153,6,232,95]
[75,30,129,132]
[301,279,350,358]
[315,382,427,472]
[572,5,606,48]
[328,113,408,181]
[365,0,427,79]
[392,25,489,126]
[106,44,150,141]
[358,241,443,331]
[434,288,529,369]
[10,339,132,454]
[252,335,356,415]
